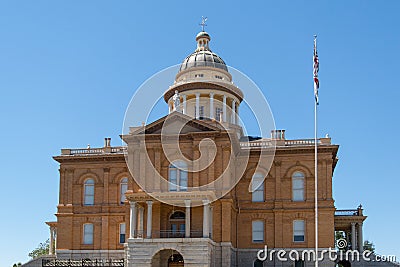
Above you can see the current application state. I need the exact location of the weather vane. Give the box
[200,16,207,31]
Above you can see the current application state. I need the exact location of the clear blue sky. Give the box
[0,1,399,266]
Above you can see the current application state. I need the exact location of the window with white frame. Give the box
[215,107,223,121]
[252,220,264,243]
[292,171,305,201]
[199,106,204,118]
[84,179,95,205]
[83,223,94,244]
[120,177,128,204]
[168,161,188,192]
[194,105,205,119]
[293,220,305,242]
[252,173,265,202]
[119,223,126,244]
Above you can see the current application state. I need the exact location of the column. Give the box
[235,102,239,124]
[129,201,137,239]
[182,94,187,115]
[222,95,227,122]
[351,222,356,250]
[138,206,144,238]
[358,223,364,252]
[146,201,153,238]
[209,205,213,238]
[209,92,214,119]
[231,100,236,124]
[168,100,172,114]
[53,228,57,253]
[195,93,200,119]
[49,227,55,255]
[184,200,191,238]
[203,200,210,238]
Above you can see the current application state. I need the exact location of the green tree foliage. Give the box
[363,240,375,253]
[12,263,21,267]
[28,239,49,259]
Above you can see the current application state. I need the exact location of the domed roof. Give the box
[196,31,210,40]
[179,31,228,72]
[179,50,228,72]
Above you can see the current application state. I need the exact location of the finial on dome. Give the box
[196,18,210,52]
[199,16,207,32]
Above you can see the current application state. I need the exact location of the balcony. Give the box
[335,209,363,216]
[135,230,204,239]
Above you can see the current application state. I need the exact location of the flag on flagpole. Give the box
[313,36,319,105]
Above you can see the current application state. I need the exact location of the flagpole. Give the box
[314,86,319,267]
[313,35,319,267]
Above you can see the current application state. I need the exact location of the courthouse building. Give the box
[42,30,370,267]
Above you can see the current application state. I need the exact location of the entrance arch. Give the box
[152,249,184,267]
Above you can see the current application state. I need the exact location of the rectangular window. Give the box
[295,260,305,267]
[119,223,126,244]
[194,105,205,119]
[179,170,188,191]
[293,220,305,242]
[215,75,223,79]
[199,106,204,118]
[180,224,185,234]
[120,181,128,204]
[252,174,265,202]
[195,74,204,78]
[169,168,177,191]
[252,220,264,243]
[215,107,223,121]
[292,172,305,201]
[84,182,95,206]
[83,223,94,245]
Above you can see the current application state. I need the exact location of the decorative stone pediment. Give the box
[131,111,221,135]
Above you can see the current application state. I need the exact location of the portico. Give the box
[126,191,215,240]
[335,205,367,252]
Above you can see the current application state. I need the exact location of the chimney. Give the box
[271,130,285,140]
[104,137,111,147]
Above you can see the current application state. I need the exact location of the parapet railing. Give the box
[239,138,330,149]
[42,259,124,267]
[60,138,331,155]
[61,146,127,156]
[335,209,361,216]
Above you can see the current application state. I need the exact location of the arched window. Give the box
[84,179,95,205]
[120,177,128,204]
[254,259,264,267]
[170,211,185,220]
[252,173,265,202]
[168,161,188,192]
[292,171,305,201]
